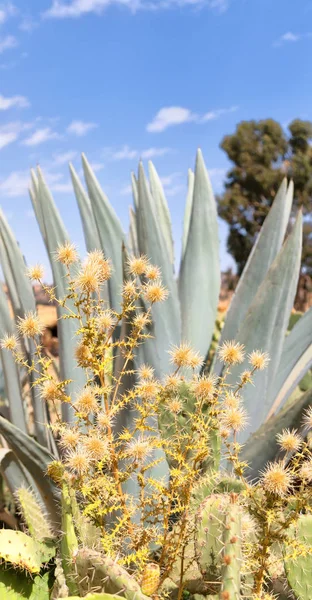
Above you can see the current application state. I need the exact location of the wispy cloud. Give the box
[67,120,98,136]
[111,144,171,160]
[52,150,78,164]
[0,121,32,149]
[0,3,16,25]
[0,168,70,197]
[0,93,29,110]
[147,105,238,133]
[43,0,228,19]
[19,17,39,33]
[273,31,312,47]
[0,34,17,53]
[22,127,61,146]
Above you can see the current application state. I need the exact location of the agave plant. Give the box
[0,149,311,520]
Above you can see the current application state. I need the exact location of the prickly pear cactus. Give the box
[0,530,51,574]
[195,495,226,585]
[16,487,54,542]
[0,567,50,599]
[219,497,242,600]
[284,514,312,600]
[60,484,79,595]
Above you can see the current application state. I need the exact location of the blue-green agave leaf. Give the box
[148,161,174,264]
[0,417,60,524]
[267,306,312,418]
[0,447,32,495]
[136,162,181,376]
[128,206,139,257]
[179,150,220,358]
[69,163,101,252]
[32,168,86,424]
[214,178,292,376]
[227,211,302,443]
[181,168,194,259]
[131,172,139,210]
[82,153,125,312]
[0,284,27,433]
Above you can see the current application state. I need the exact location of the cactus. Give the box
[140,563,160,596]
[284,514,312,600]
[0,529,52,574]
[74,548,151,600]
[60,483,79,595]
[0,567,50,599]
[67,595,133,600]
[195,495,226,586]
[219,497,241,600]
[16,487,54,542]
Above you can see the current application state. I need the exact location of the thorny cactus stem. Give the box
[219,494,241,600]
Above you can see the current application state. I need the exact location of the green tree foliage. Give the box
[218,118,312,275]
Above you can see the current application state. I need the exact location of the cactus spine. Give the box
[219,496,241,600]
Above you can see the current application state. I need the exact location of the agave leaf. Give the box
[179,150,220,358]
[0,416,60,525]
[182,168,194,258]
[241,387,312,480]
[0,447,32,494]
[82,153,125,312]
[136,162,181,376]
[267,306,312,419]
[129,206,139,257]
[227,211,302,443]
[32,168,86,423]
[131,172,139,210]
[214,179,292,376]
[0,209,49,445]
[148,161,174,264]
[0,284,27,433]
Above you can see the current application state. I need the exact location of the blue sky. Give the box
[0,0,312,280]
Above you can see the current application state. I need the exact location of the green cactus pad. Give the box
[284,514,312,600]
[67,595,132,600]
[220,501,242,600]
[0,530,51,574]
[0,565,50,599]
[16,487,54,542]
[195,495,226,582]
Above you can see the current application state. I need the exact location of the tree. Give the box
[218,118,312,276]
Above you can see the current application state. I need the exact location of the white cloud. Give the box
[67,120,98,136]
[89,162,104,171]
[112,145,138,160]
[141,146,171,159]
[111,144,171,160]
[0,3,16,25]
[19,17,38,33]
[147,105,238,132]
[43,0,228,19]
[0,93,29,109]
[147,107,197,133]
[22,127,60,146]
[0,169,68,197]
[202,105,238,121]
[50,181,73,193]
[120,184,132,196]
[0,35,17,53]
[53,150,78,164]
[0,121,32,149]
[274,31,312,47]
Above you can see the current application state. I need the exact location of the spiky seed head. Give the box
[192,375,217,400]
[122,280,137,299]
[86,250,112,282]
[166,396,183,414]
[223,391,241,410]
[133,312,151,331]
[240,370,253,385]
[163,374,180,390]
[218,341,245,365]
[40,379,59,402]
[125,436,153,462]
[144,281,168,304]
[276,428,302,452]
[248,350,270,370]
[75,387,98,414]
[59,428,80,450]
[145,264,161,280]
[27,264,45,281]
[47,460,64,484]
[169,343,199,368]
[302,406,312,430]
[0,333,18,351]
[66,449,90,475]
[220,428,231,439]
[97,411,114,430]
[188,350,203,369]
[18,312,44,338]
[55,242,78,265]
[138,364,154,381]
[221,406,248,432]
[75,341,92,367]
[138,379,160,400]
[96,310,116,331]
[128,255,148,276]
[82,436,110,461]
[75,262,101,293]
[299,459,312,482]
[261,461,293,497]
